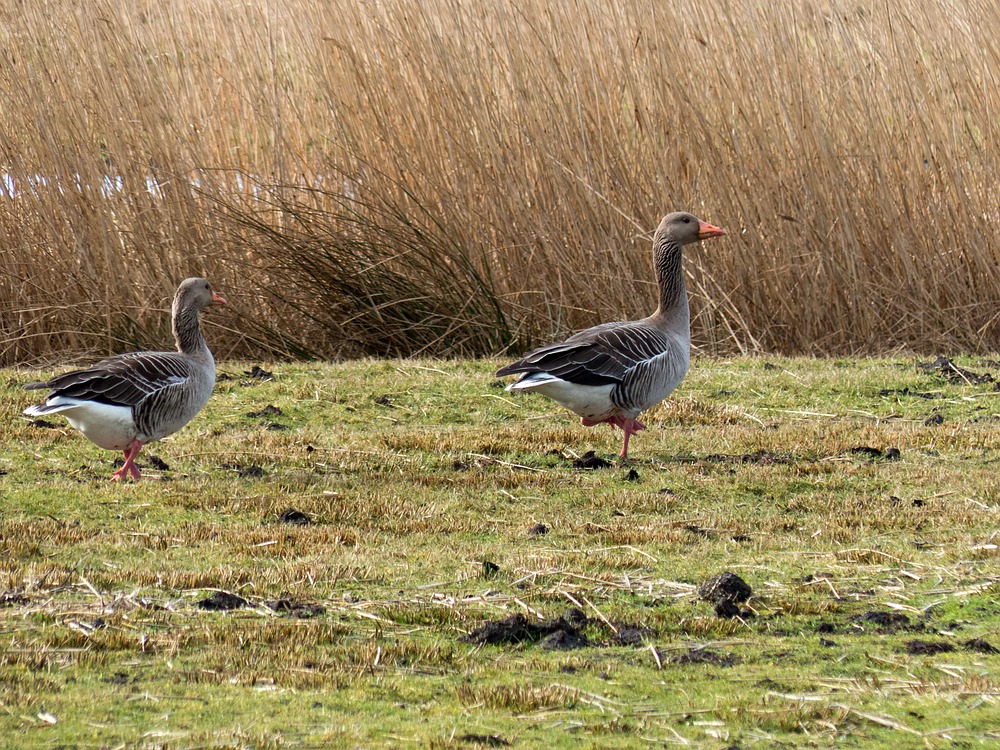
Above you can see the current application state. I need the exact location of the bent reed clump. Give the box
[1,0,998,363]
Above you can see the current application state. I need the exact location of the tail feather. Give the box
[505,372,561,391]
[23,402,71,417]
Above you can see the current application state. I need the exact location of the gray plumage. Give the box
[497,212,727,458]
[24,278,227,481]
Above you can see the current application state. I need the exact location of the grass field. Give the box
[3,355,1000,747]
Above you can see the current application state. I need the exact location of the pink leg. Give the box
[110,439,144,482]
[579,416,645,460]
[617,418,645,460]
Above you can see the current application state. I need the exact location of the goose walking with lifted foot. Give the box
[497,212,727,459]
[24,278,227,481]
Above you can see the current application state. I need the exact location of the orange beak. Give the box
[698,221,727,240]
[212,291,228,306]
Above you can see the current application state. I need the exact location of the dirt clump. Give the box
[197,591,250,611]
[461,609,588,650]
[573,450,612,469]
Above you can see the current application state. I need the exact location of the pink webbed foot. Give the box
[618,418,646,460]
[110,440,144,482]
[579,416,646,460]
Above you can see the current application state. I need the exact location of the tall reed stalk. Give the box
[1,0,998,363]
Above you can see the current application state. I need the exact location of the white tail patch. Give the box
[507,373,618,421]
[24,397,136,451]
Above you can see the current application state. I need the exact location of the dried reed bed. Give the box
[1,0,998,363]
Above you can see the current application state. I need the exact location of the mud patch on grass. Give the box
[146,455,170,471]
[539,628,588,650]
[878,387,938,399]
[573,451,611,469]
[277,508,312,525]
[918,356,993,385]
[461,610,588,649]
[851,610,916,633]
[460,734,510,747]
[247,405,283,419]
[666,647,737,667]
[848,446,901,461]
[965,638,999,654]
[1,590,29,607]
[699,572,752,604]
[905,639,955,655]
[264,598,326,618]
[197,591,250,611]
[245,365,274,381]
[613,624,655,646]
[698,572,753,619]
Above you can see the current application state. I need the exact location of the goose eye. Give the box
[682,217,691,223]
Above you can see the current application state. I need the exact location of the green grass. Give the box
[3,356,1000,748]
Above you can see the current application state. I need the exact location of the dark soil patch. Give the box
[816,622,836,634]
[698,572,752,604]
[540,629,588,650]
[715,600,745,619]
[103,671,135,686]
[667,648,737,667]
[613,624,654,646]
[905,639,955,655]
[460,610,587,649]
[481,560,500,578]
[730,534,752,542]
[918,356,993,385]
[563,607,588,629]
[277,508,311,525]
[853,610,912,633]
[684,524,716,538]
[702,450,797,466]
[878,387,938,399]
[28,418,58,429]
[236,465,265,479]
[848,446,901,461]
[264,598,327,618]
[147,455,170,471]
[924,413,944,426]
[488,379,507,389]
[245,365,274,381]
[452,461,470,471]
[197,591,250,611]
[0,591,29,607]
[527,523,549,536]
[624,468,640,481]
[246,405,283,418]
[573,450,611,469]
[460,734,510,747]
[965,638,999,654]
[699,572,752,619]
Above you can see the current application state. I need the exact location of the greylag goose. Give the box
[24,278,227,481]
[497,212,726,459]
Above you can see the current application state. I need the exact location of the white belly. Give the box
[26,398,137,451]
[508,374,618,421]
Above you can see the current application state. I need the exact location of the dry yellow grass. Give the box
[1,0,998,362]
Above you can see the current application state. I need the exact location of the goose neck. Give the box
[173,303,208,357]
[651,236,688,325]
